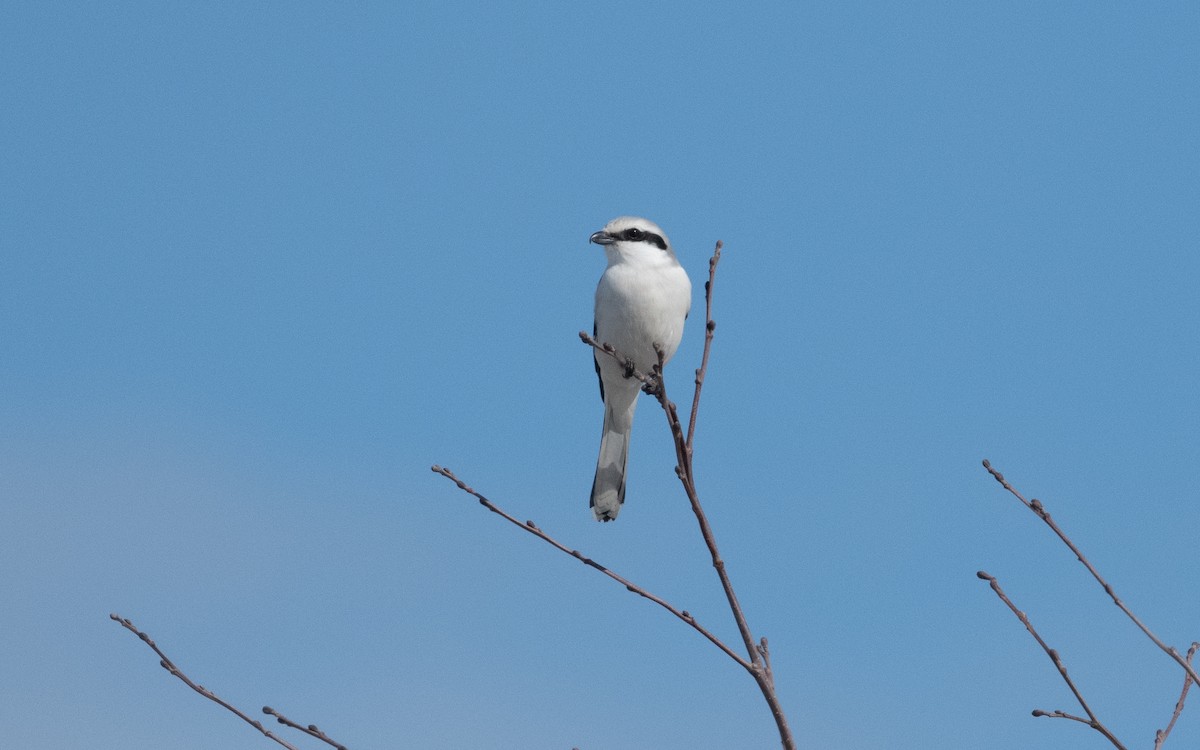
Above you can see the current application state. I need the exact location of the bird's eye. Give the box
[625,228,644,240]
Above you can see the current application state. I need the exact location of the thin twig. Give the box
[975,573,1127,750]
[1155,642,1200,749]
[110,614,309,750]
[430,465,750,669]
[263,707,348,750]
[685,241,722,453]
[981,460,1200,690]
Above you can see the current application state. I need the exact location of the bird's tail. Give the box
[590,401,633,522]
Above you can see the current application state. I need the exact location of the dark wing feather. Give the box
[593,321,605,401]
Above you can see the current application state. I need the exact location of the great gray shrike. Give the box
[588,216,692,521]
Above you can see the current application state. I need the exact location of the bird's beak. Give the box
[590,230,615,246]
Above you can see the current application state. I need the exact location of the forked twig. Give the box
[975,573,1127,749]
[1155,642,1200,749]
[981,460,1200,690]
[110,614,346,750]
[430,465,749,668]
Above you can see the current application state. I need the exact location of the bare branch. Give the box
[262,706,348,750]
[981,459,1200,690]
[110,614,313,750]
[1155,642,1200,749]
[975,573,1127,750]
[429,465,750,669]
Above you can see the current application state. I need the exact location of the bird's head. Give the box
[589,216,676,265]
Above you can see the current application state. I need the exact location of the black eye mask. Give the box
[620,227,667,250]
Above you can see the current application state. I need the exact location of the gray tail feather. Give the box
[590,407,630,522]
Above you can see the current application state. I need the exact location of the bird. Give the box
[588,216,692,521]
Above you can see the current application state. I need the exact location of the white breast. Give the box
[594,250,692,373]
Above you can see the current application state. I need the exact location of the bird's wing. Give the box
[593,320,605,401]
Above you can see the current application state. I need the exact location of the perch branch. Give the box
[981,460,1200,690]
[975,573,1126,750]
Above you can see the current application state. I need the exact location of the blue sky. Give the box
[3,3,1198,749]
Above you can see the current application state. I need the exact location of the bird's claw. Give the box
[641,368,663,395]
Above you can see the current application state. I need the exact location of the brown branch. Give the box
[975,573,1127,750]
[430,465,750,669]
[580,242,794,750]
[1155,642,1200,749]
[981,460,1200,690]
[262,706,348,750]
[110,613,337,750]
